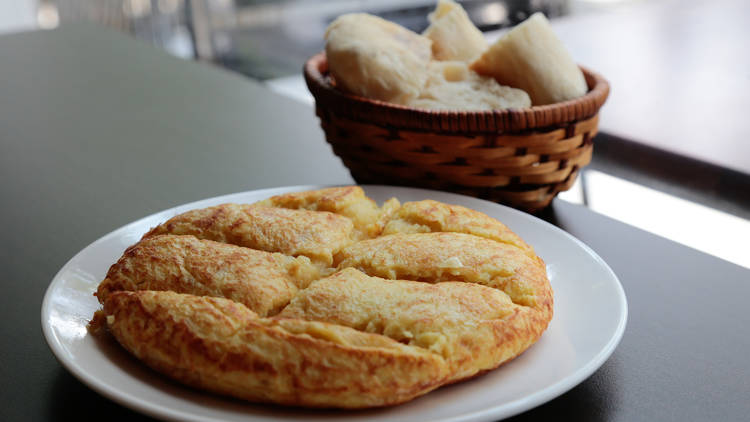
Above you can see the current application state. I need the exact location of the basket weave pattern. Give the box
[305,53,610,212]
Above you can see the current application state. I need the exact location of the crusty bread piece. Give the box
[143,204,354,266]
[382,199,535,256]
[255,186,400,239]
[325,13,432,103]
[103,291,450,408]
[406,61,531,110]
[95,234,320,316]
[423,0,487,62]
[471,12,587,105]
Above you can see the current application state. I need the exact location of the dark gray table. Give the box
[1,25,748,421]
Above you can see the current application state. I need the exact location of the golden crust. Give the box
[104,291,449,408]
[280,268,536,381]
[334,232,551,309]
[382,199,535,256]
[94,186,553,409]
[96,234,320,316]
[256,186,400,239]
[143,203,354,266]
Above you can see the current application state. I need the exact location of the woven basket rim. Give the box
[304,51,610,133]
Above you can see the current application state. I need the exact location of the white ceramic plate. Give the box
[42,185,627,422]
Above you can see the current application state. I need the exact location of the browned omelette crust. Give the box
[143,204,354,266]
[96,234,320,316]
[334,232,551,309]
[382,199,535,256]
[104,291,449,408]
[255,186,400,239]
[280,268,539,382]
[95,186,554,409]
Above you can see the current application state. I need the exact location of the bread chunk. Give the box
[255,186,400,239]
[406,61,531,110]
[471,12,587,105]
[423,0,487,62]
[143,204,354,266]
[104,290,449,408]
[95,234,320,316]
[325,13,432,103]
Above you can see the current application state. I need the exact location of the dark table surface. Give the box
[1,25,749,422]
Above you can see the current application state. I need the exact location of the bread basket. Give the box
[304,52,610,212]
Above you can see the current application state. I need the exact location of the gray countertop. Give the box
[1,24,749,422]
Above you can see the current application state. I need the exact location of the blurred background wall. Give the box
[2,0,612,80]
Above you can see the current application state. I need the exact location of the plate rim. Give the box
[41,184,627,422]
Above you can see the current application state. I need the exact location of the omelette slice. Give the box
[334,232,551,310]
[143,204,354,266]
[96,234,320,316]
[103,290,449,408]
[382,199,535,256]
[280,268,546,382]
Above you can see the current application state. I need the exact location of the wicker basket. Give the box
[304,52,610,212]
